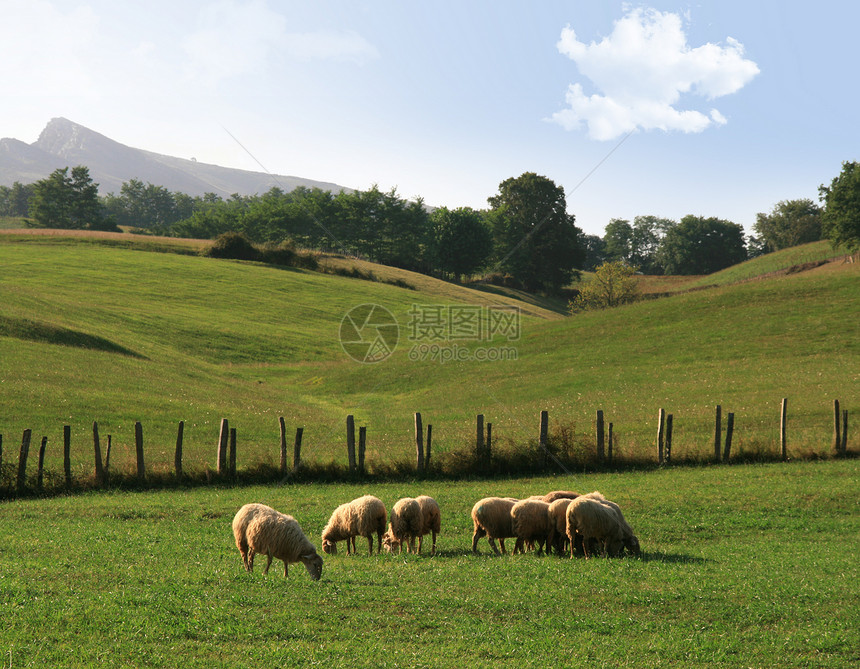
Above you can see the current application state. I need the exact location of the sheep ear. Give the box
[301,553,316,561]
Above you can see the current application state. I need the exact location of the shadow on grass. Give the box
[641,551,710,564]
[0,315,144,358]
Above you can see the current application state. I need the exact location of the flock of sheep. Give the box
[231,489,640,581]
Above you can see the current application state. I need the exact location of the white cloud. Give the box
[182,0,378,86]
[550,7,760,140]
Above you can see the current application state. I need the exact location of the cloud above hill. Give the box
[550,7,760,141]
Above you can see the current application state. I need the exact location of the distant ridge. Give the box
[0,117,351,197]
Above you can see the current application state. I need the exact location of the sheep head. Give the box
[302,553,324,581]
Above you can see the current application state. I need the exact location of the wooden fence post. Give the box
[780,398,788,461]
[414,412,424,474]
[425,424,432,470]
[358,426,367,475]
[135,421,145,481]
[229,428,237,479]
[17,429,32,494]
[293,427,303,471]
[607,423,613,463]
[665,414,673,463]
[37,436,48,490]
[657,409,666,465]
[279,417,288,475]
[714,405,722,463]
[724,413,735,462]
[105,435,112,477]
[476,414,485,462]
[93,422,105,486]
[833,400,841,453]
[486,423,492,458]
[596,410,605,462]
[175,421,184,479]
[0,433,3,484]
[217,419,229,474]
[539,410,549,467]
[841,410,848,455]
[63,425,71,487]
[346,415,356,473]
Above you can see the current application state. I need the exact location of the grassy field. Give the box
[0,460,857,667]
[0,234,857,488]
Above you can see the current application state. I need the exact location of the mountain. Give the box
[0,117,350,197]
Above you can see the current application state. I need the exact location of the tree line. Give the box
[2,161,858,288]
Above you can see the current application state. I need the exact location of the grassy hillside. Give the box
[0,233,857,484]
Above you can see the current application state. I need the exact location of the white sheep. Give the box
[382,497,423,554]
[546,497,577,556]
[542,490,580,504]
[321,495,387,555]
[471,497,518,555]
[415,495,441,555]
[383,495,441,555]
[582,491,641,556]
[232,503,323,580]
[511,499,552,555]
[565,494,627,558]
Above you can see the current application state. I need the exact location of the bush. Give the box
[204,232,261,261]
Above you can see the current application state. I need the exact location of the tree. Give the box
[427,207,492,281]
[29,166,112,230]
[603,219,633,263]
[603,215,674,272]
[103,179,183,231]
[819,161,860,252]
[754,199,822,252]
[569,261,639,313]
[487,172,584,292]
[0,181,35,217]
[581,234,607,271]
[656,215,747,275]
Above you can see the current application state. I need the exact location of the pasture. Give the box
[0,234,857,489]
[1,460,858,667]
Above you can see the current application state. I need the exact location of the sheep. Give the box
[582,491,641,556]
[321,495,387,556]
[384,495,441,555]
[415,495,441,555]
[232,503,323,580]
[542,490,580,504]
[471,497,518,555]
[510,499,552,555]
[382,497,423,554]
[565,494,629,558]
[546,497,578,556]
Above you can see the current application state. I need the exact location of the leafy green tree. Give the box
[656,215,747,275]
[487,172,584,292]
[754,199,822,252]
[569,261,639,313]
[103,179,183,231]
[819,161,860,252]
[603,218,633,263]
[427,207,492,280]
[0,181,35,217]
[581,234,607,271]
[29,166,113,230]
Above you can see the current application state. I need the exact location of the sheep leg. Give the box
[499,538,507,555]
[417,535,423,554]
[263,553,273,575]
[283,561,288,578]
[471,526,486,554]
[367,535,374,555]
[431,531,436,556]
[248,550,255,571]
[488,537,502,555]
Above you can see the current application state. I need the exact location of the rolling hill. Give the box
[0,117,350,197]
[0,233,856,483]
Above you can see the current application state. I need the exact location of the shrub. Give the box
[205,232,261,261]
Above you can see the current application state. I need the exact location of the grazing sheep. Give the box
[582,491,641,556]
[232,503,323,580]
[385,495,441,555]
[546,497,578,556]
[383,497,423,554]
[415,495,441,555]
[565,495,626,559]
[511,499,552,555]
[321,495,387,556]
[542,490,580,504]
[471,497,518,555]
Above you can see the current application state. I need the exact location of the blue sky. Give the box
[2,0,857,236]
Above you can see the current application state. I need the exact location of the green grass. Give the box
[0,233,857,489]
[0,460,857,667]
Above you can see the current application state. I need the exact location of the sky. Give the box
[1,0,857,237]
